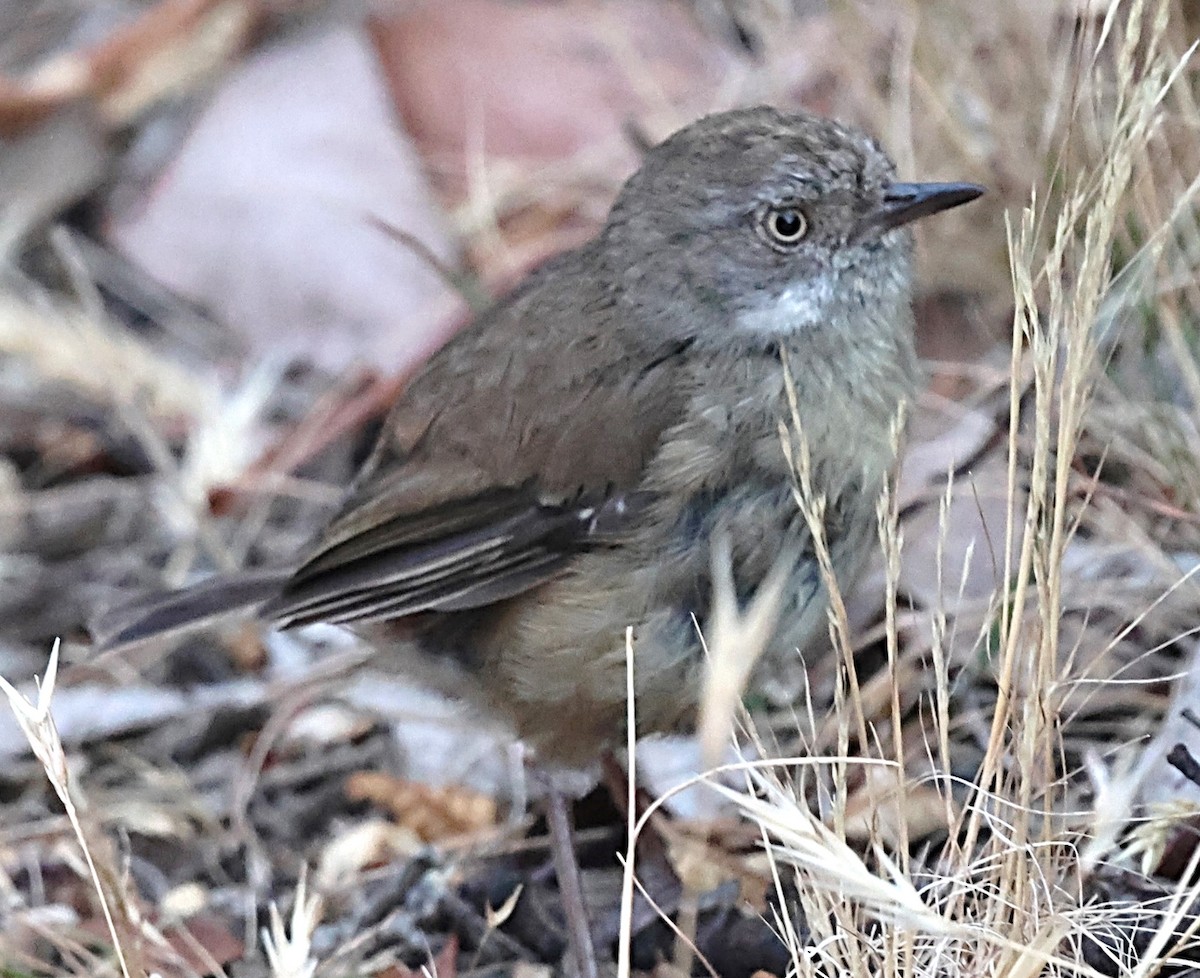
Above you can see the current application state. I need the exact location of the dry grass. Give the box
[680,2,1200,977]
[0,642,143,978]
[4,0,1200,976]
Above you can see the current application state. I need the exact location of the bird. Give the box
[94,105,983,977]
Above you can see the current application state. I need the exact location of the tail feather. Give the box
[91,568,292,651]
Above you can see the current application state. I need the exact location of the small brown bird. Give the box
[96,105,981,976]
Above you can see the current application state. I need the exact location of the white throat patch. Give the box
[735,271,838,336]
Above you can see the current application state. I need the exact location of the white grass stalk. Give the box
[617,625,638,978]
[0,640,135,978]
[261,866,322,978]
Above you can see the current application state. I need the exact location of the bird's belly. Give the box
[465,477,857,762]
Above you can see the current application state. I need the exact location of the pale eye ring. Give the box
[758,204,809,250]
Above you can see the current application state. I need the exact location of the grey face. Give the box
[601,106,981,345]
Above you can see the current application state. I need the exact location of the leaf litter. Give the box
[4,1,1200,976]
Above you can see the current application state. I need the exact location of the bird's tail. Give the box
[90,568,292,652]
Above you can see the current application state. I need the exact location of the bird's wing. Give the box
[265,479,654,628]
[265,263,690,630]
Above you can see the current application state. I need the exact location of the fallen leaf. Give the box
[316,817,424,888]
[370,0,832,281]
[372,0,732,172]
[842,763,956,846]
[344,770,498,842]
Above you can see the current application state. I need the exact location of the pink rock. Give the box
[107,23,463,374]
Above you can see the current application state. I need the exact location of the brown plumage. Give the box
[95,106,982,766]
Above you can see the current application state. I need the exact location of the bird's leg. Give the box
[542,776,599,978]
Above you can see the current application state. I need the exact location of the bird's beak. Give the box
[855,181,985,240]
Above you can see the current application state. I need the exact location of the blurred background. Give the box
[4,1,1200,976]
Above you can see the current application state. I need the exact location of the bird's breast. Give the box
[635,343,909,613]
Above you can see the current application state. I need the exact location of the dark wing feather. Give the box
[264,491,604,628]
[290,484,533,579]
[283,549,567,627]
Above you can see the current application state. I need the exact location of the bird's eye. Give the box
[758,204,809,251]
